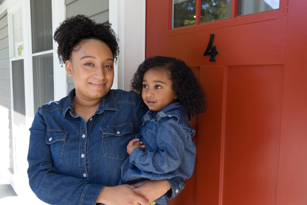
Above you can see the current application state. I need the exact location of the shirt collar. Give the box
[143,102,184,121]
[62,89,118,117]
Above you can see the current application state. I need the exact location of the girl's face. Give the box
[65,39,114,104]
[142,68,176,112]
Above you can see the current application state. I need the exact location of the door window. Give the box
[200,0,231,23]
[173,0,196,28]
[237,0,280,16]
[172,0,281,30]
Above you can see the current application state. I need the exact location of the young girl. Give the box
[120,56,206,205]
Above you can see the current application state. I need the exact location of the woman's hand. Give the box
[131,180,171,203]
[97,184,149,205]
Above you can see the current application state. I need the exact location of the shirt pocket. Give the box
[45,131,67,166]
[101,123,134,160]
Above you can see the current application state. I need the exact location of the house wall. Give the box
[0,9,14,174]
[65,0,109,93]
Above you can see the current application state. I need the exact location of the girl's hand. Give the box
[131,180,171,203]
[127,139,145,155]
[96,184,149,205]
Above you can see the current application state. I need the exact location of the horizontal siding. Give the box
[0,96,11,109]
[0,68,10,79]
[65,0,77,6]
[0,36,8,49]
[0,14,7,29]
[91,10,109,23]
[0,25,8,39]
[0,87,10,99]
[0,78,10,89]
[0,58,9,69]
[66,0,108,18]
[0,47,9,59]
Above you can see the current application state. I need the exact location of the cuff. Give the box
[165,177,185,199]
[129,147,143,166]
[80,183,104,205]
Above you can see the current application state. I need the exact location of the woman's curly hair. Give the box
[131,56,207,119]
[53,15,119,64]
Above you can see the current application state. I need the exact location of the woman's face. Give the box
[65,39,114,103]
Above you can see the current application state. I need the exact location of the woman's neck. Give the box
[73,94,101,122]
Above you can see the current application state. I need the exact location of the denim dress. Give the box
[120,102,196,205]
[27,89,185,205]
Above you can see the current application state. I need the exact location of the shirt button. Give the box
[82,134,86,139]
[89,118,92,121]
[49,137,52,141]
[116,131,120,135]
[83,173,87,177]
[81,154,85,158]
[175,189,179,193]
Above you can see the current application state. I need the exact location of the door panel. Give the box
[223,65,283,205]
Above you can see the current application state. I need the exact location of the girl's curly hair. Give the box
[131,56,207,119]
[53,15,119,64]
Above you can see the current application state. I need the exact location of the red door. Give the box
[146,0,307,205]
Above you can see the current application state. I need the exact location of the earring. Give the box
[68,72,72,77]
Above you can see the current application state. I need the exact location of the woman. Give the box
[27,15,184,205]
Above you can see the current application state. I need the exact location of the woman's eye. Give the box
[155,85,162,89]
[105,65,113,69]
[142,84,148,89]
[85,63,94,67]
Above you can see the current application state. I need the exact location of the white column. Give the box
[109,0,146,91]
[52,0,67,101]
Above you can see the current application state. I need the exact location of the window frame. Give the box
[168,0,287,36]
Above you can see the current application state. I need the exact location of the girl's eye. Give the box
[84,63,94,67]
[142,84,148,89]
[105,65,113,69]
[155,85,162,89]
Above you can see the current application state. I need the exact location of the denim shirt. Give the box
[27,89,185,205]
[120,102,196,205]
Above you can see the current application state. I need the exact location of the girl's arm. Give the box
[128,117,190,174]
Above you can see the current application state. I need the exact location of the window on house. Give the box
[30,0,54,113]
[12,60,25,126]
[10,7,25,127]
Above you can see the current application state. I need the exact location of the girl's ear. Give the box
[65,60,73,77]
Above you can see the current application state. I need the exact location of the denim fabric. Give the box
[27,89,185,205]
[120,102,196,205]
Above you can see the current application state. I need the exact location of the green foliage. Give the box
[173,0,230,28]
[201,0,230,23]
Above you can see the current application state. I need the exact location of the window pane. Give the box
[12,60,26,126]
[201,0,231,23]
[33,54,54,113]
[30,0,53,53]
[12,8,24,58]
[237,0,280,16]
[173,0,196,28]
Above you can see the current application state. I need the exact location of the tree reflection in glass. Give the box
[173,0,196,28]
[201,0,231,23]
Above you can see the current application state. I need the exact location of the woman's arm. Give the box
[28,111,104,204]
[97,184,149,204]
[28,110,149,205]
[131,178,186,202]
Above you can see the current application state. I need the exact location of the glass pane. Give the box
[30,0,53,53]
[33,54,54,113]
[173,0,196,28]
[12,8,24,58]
[12,60,26,126]
[237,0,280,16]
[201,0,231,23]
